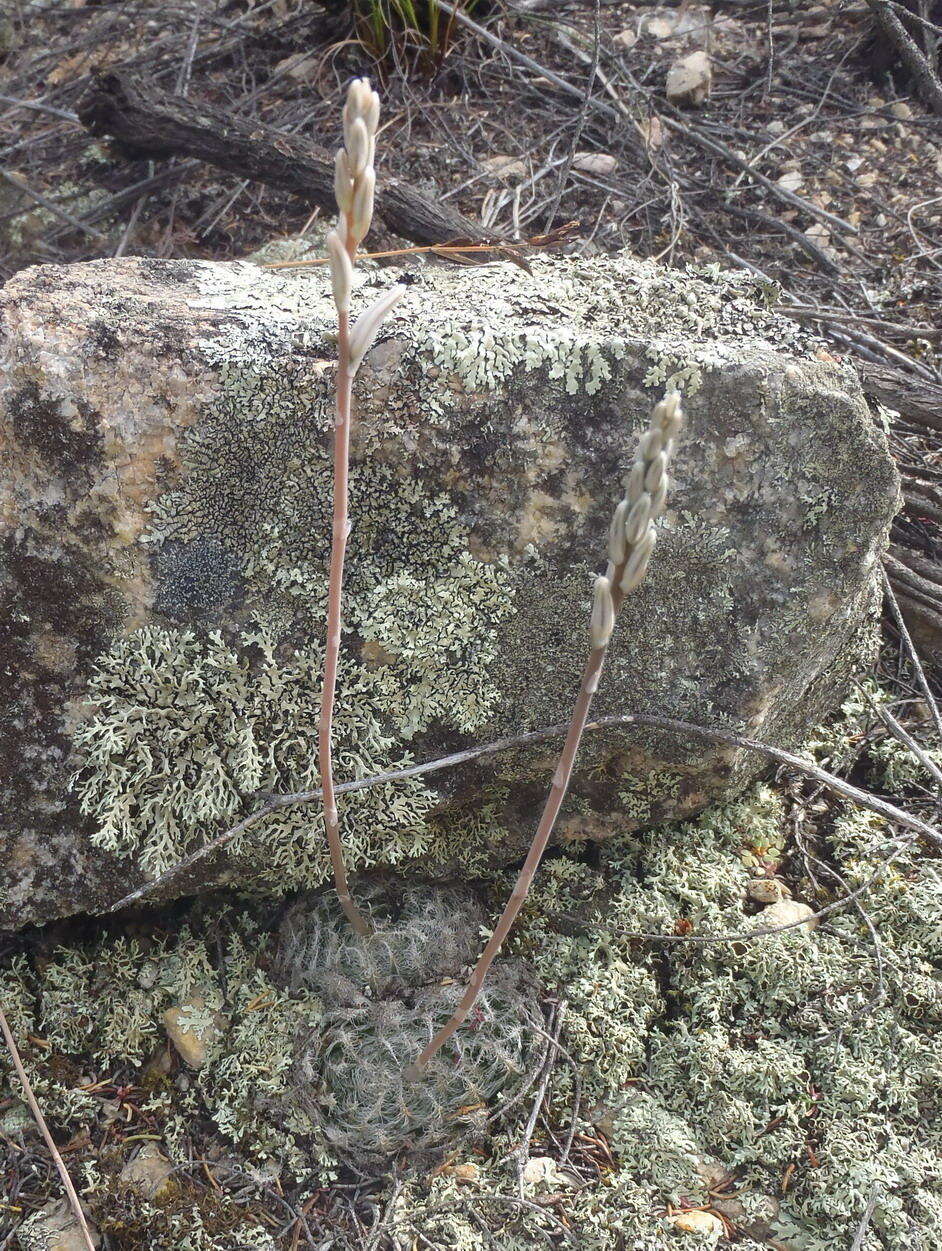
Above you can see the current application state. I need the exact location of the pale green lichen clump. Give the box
[6,688,942,1249]
[70,348,514,881]
[203,249,817,401]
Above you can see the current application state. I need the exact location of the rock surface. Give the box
[666,50,713,106]
[162,998,226,1069]
[0,252,899,926]
[119,1141,174,1199]
[15,1199,100,1251]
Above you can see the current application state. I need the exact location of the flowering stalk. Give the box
[406,392,684,1077]
[321,79,405,936]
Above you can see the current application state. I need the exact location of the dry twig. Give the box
[0,1005,97,1251]
[108,702,941,916]
[864,0,942,116]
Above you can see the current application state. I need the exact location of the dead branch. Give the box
[864,0,942,116]
[881,566,942,741]
[107,709,940,916]
[76,71,500,249]
[859,362,942,435]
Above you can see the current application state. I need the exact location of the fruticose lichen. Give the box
[5,692,942,1247]
[66,308,517,883]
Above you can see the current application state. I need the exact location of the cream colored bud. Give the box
[644,451,667,493]
[638,427,665,462]
[608,499,629,565]
[346,117,371,177]
[334,149,354,216]
[620,528,656,594]
[624,494,652,546]
[626,460,646,504]
[364,89,380,136]
[590,575,615,648]
[657,391,684,439]
[652,392,676,423]
[326,229,353,313]
[650,474,669,517]
[349,284,406,373]
[347,77,371,118]
[349,167,376,244]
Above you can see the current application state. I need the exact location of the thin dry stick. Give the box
[320,80,406,937]
[0,1005,97,1251]
[405,392,685,1077]
[107,705,941,915]
[850,1183,882,1251]
[858,681,942,790]
[881,564,942,745]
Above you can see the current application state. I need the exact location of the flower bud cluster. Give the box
[326,77,381,313]
[325,78,405,374]
[589,391,684,648]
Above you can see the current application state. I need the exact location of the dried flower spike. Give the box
[406,392,684,1077]
[319,77,397,939]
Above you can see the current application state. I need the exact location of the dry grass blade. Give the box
[0,1005,97,1251]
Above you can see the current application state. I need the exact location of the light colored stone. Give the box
[450,1162,480,1183]
[746,878,791,904]
[0,254,899,925]
[16,1199,100,1251]
[637,116,665,151]
[757,899,818,933]
[120,1141,174,1199]
[669,1209,725,1237]
[572,152,617,176]
[777,169,804,192]
[644,15,676,39]
[162,998,226,1069]
[613,28,637,49]
[666,51,713,106]
[481,154,526,179]
[521,1155,562,1187]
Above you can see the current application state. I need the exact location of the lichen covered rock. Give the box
[0,252,899,924]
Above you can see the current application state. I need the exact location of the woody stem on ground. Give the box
[406,392,684,1076]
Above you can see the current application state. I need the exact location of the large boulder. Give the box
[0,253,899,927]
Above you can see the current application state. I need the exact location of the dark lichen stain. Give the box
[0,538,126,922]
[8,383,103,473]
[152,537,245,620]
[138,258,203,286]
[87,317,122,357]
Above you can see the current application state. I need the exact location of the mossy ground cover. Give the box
[2,685,941,1249]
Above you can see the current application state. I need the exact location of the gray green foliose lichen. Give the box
[69,368,515,881]
[5,688,942,1248]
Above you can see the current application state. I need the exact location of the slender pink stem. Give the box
[406,642,609,1076]
[319,307,370,937]
[0,1005,97,1251]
